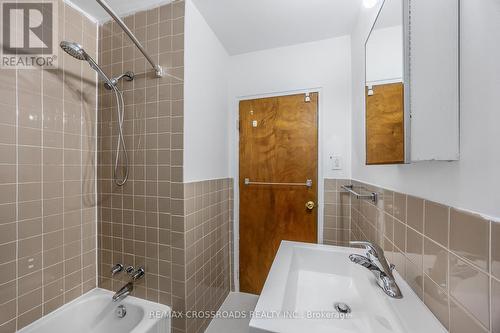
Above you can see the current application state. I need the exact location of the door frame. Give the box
[231,87,325,292]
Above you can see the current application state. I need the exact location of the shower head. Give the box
[60,41,114,87]
[60,41,88,61]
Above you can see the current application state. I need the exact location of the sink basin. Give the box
[249,241,447,333]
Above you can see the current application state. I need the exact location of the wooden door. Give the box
[239,93,318,295]
[366,82,405,165]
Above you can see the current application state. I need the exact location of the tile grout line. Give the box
[15,61,20,331]
[449,293,490,332]
[489,220,492,332]
[62,2,66,304]
[420,198,425,300]
[95,19,100,293]
[41,55,45,317]
[80,21,84,297]
[447,205,451,331]
[155,6,160,302]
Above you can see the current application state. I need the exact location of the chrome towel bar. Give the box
[341,185,378,203]
[244,178,313,188]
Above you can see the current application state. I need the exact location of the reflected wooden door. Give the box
[239,93,318,294]
[366,82,405,165]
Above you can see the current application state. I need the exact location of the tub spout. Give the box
[112,282,133,302]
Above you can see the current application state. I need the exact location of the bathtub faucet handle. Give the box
[125,266,135,276]
[124,266,145,281]
[111,263,124,276]
[131,267,145,281]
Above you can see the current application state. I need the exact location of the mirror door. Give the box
[365,0,459,164]
[365,0,409,165]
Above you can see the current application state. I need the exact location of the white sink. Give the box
[249,241,447,333]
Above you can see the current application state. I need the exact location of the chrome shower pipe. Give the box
[95,0,164,78]
[103,71,135,90]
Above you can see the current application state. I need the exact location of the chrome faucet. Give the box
[111,266,145,302]
[113,282,134,302]
[349,241,403,299]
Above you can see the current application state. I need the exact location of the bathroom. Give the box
[0,0,498,332]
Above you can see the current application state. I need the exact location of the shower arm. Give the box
[96,0,164,78]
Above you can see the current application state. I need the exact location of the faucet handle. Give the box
[350,241,395,279]
[349,241,383,259]
[125,266,135,276]
[131,267,145,281]
[124,266,145,281]
[111,263,124,276]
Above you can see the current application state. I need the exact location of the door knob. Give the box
[305,201,315,210]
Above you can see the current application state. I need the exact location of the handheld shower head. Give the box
[60,41,114,87]
[60,41,88,61]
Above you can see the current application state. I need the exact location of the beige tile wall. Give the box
[323,179,352,246]
[0,3,98,332]
[96,1,189,332]
[345,180,500,333]
[183,179,233,333]
[229,181,235,292]
[96,4,234,333]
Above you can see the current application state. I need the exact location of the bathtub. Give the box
[18,288,170,333]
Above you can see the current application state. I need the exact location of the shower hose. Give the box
[111,86,129,186]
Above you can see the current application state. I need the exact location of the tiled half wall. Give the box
[97,177,233,333]
[183,179,233,333]
[323,179,352,246]
[323,178,500,333]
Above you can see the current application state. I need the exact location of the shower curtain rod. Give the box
[96,0,164,78]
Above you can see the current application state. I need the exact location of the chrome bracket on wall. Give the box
[341,185,378,204]
[155,65,164,78]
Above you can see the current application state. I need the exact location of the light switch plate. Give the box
[330,155,342,170]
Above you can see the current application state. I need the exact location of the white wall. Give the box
[228,36,353,181]
[227,36,352,288]
[351,0,500,220]
[184,3,353,185]
[184,0,230,182]
[366,25,403,84]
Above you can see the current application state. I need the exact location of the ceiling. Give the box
[192,0,363,55]
[67,0,173,22]
[69,0,364,55]
[374,0,402,29]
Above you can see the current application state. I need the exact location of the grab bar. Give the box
[341,185,378,203]
[244,178,313,188]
